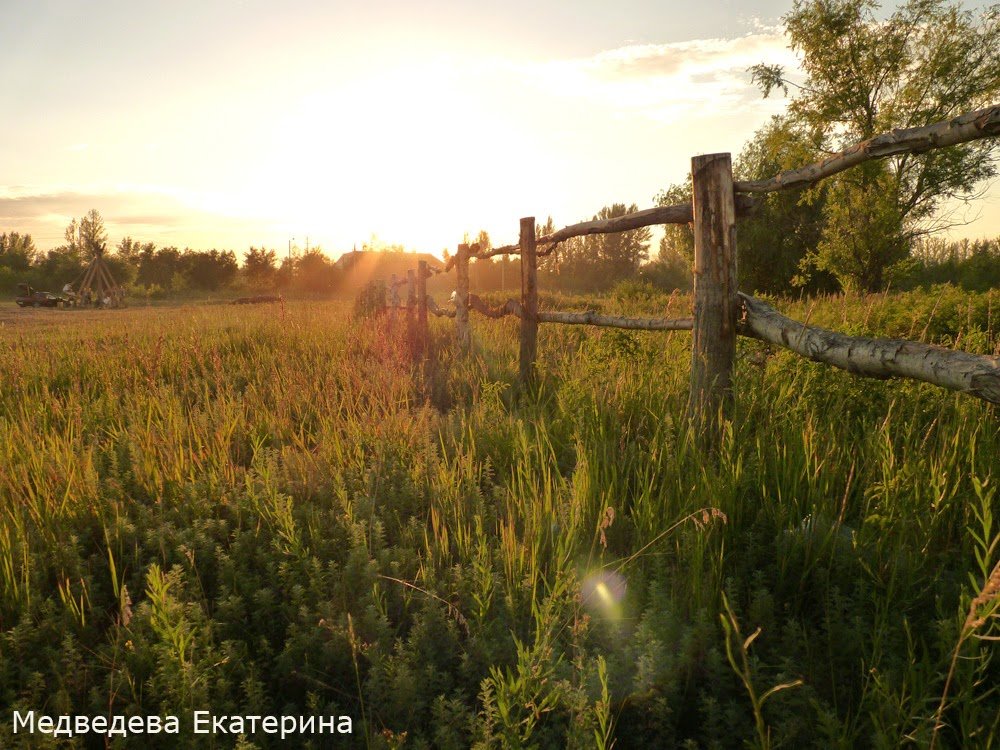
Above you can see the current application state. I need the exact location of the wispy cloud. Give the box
[0,186,276,250]
[513,28,800,122]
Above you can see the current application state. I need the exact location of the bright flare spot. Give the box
[581,570,627,618]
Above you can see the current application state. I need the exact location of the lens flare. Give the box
[581,570,627,617]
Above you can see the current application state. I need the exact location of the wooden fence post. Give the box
[519,216,538,387]
[456,243,471,351]
[377,279,387,314]
[417,260,428,359]
[406,269,416,356]
[688,153,738,446]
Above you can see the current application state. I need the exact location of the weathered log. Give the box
[736,105,1000,193]
[465,294,693,330]
[536,196,756,244]
[474,242,520,260]
[468,295,522,319]
[689,153,738,436]
[231,294,283,305]
[426,296,456,318]
[739,293,1000,405]
[537,310,693,330]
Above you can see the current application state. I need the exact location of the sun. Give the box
[218,61,539,255]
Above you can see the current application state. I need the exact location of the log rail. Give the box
[368,103,1000,420]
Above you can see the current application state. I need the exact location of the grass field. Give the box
[0,285,998,748]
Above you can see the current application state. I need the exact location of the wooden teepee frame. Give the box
[74,243,123,307]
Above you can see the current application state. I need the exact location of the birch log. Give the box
[536,195,755,244]
[736,105,1000,193]
[439,197,757,270]
[740,293,1000,404]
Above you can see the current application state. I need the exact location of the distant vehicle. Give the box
[14,283,69,308]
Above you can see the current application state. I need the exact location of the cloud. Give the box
[0,186,276,250]
[513,29,801,123]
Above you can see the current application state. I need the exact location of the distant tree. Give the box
[243,247,278,288]
[295,248,337,293]
[536,216,559,273]
[639,248,692,292]
[182,249,238,291]
[64,209,109,258]
[750,0,1000,290]
[116,236,154,265]
[0,232,37,271]
[274,256,296,290]
[548,205,650,290]
[654,182,694,265]
[473,229,491,254]
[36,247,86,289]
[136,246,183,289]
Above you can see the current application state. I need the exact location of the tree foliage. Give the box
[735,117,837,293]
[243,247,278,288]
[63,209,109,259]
[0,232,36,272]
[548,204,652,290]
[751,0,1000,290]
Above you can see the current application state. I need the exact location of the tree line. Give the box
[0,210,348,298]
[3,1,998,300]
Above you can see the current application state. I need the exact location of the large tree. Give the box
[64,208,109,258]
[735,116,836,293]
[750,0,1000,290]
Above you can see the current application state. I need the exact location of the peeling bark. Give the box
[736,105,1000,193]
[740,293,1000,404]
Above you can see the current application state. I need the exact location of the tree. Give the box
[653,182,694,264]
[750,0,1000,290]
[136,246,183,289]
[295,248,337,293]
[0,232,37,271]
[734,116,837,293]
[547,205,651,290]
[243,247,278,288]
[182,249,238,291]
[64,209,109,258]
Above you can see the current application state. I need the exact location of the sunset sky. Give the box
[2,0,998,259]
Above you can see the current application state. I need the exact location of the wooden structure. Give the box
[74,244,124,307]
[367,104,1000,447]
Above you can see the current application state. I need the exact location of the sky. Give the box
[1,0,998,261]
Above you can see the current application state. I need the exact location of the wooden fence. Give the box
[366,105,1000,442]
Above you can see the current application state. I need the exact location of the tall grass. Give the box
[0,286,997,748]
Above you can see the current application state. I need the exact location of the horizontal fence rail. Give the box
[739,294,1000,404]
[362,103,1000,444]
[736,105,1000,193]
